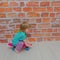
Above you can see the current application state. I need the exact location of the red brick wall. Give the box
[0,1,60,43]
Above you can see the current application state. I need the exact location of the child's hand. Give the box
[26,43,32,47]
[24,39,32,47]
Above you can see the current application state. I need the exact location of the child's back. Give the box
[12,31,27,46]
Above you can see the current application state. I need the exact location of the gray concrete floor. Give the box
[0,41,60,60]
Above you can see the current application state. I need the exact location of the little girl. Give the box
[8,22,32,53]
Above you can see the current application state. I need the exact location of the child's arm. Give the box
[24,39,32,47]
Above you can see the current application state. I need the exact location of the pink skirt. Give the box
[15,41,26,52]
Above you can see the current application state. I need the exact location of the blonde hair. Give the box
[20,22,29,32]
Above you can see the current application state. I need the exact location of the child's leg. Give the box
[22,42,26,49]
[15,41,24,52]
[24,43,32,51]
[8,42,16,51]
[12,46,16,51]
[22,42,31,51]
[25,46,30,51]
[8,43,13,49]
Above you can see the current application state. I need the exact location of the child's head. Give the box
[20,22,29,32]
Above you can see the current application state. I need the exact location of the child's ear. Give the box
[27,33,31,37]
[29,24,31,28]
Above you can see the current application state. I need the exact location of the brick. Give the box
[52,24,60,27]
[40,2,50,6]
[14,29,19,33]
[47,37,53,41]
[0,8,5,12]
[47,7,53,12]
[51,18,56,22]
[8,13,17,18]
[16,24,20,28]
[57,28,60,32]
[23,7,32,12]
[36,18,41,23]
[47,28,52,32]
[0,37,4,39]
[22,19,29,22]
[56,13,60,18]
[38,23,50,28]
[5,30,13,34]
[54,7,60,12]
[52,33,60,36]
[0,19,10,24]
[52,2,60,6]
[5,20,10,23]
[5,8,12,12]
[9,24,15,28]
[28,12,40,17]
[5,35,12,38]
[0,14,6,18]
[10,2,18,6]
[0,8,12,12]
[28,38,36,42]
[55,18,60,23]
[0,40,8,43]
[26,2,39,6]
[53,28,57,32]
[18,13,25,17]
[29,29,33,33]
[0,19,11,24]
[13,8,21,12]
[44,37,47,41]
[55,37,60,41]
[44,37,53,41]
[28,19,36,23]
[33,7,46,12]
[50,13,55,17]
[32,33,42,37]
[0,30,5,34]
[45,31,51,37]
[0,2,8,7]
[42,18,50,23]
[44,33,51,36]
[13,19,21,23]
[37,38,43,42]
[0,20,4,23]
[33,29,41,32]
[30,24,36,28]
[41,13,49,17]
[42,29,47,32]
[20,2,25,6]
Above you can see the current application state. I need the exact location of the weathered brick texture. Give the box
[0,1,60,43]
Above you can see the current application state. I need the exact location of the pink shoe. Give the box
[8,43,13,46]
